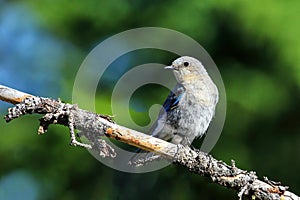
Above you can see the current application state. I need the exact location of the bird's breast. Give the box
[175,86,217,138]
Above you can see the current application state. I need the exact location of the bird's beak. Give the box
[164,65,175,70]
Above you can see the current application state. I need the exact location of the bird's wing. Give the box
[162,83,185,112]
[129,84,185,165]
[150,83,186,138]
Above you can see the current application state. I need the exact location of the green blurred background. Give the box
[0,1,300,199]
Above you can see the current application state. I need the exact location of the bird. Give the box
[130,56,219,165]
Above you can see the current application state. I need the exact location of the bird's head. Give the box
[164,56,208,83]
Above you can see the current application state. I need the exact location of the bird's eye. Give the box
[183,62,189,67]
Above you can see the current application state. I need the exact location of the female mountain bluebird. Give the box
[130,56,219,164]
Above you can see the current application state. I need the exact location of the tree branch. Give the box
[0,84,299,200]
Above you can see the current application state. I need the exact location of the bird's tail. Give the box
[128,149,160,166]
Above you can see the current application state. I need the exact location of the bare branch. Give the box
[0,85,33,104]
[0,84,299,200]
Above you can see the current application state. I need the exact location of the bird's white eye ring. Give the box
[183,62,189,67]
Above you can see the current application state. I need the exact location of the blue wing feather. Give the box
[163,84,185,112]
[163,92,182,111]
[149,83,185,138]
